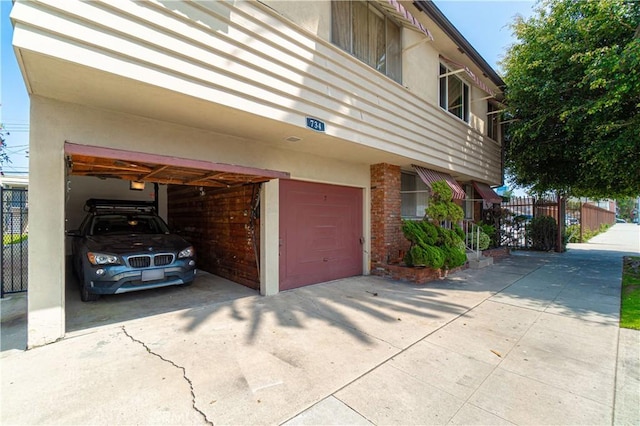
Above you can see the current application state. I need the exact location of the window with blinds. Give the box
[332,1,402,83]
[401,172,430,219]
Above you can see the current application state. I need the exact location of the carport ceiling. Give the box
[65,142,289,188]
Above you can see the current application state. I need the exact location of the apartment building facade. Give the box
[11,0,504,346]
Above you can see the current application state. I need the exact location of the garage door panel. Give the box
[280,180,363,291]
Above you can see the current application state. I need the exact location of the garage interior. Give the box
[65,143,289,293]
[62,143,291,334]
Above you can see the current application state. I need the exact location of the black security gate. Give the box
[1,188,28,296]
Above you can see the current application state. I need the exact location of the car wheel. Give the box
[80,283,100,302]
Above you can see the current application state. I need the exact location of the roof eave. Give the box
[413,0,506,92]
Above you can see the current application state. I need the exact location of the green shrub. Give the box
[573,222,612,243]
[2,234,28,245]
[425,180,464,223]
[423,245,445,269]
[479,223,497,248]
[404,245,424,267]
[436,227,464,248]
[404,244,445,269]
[402,220,422,244]
[401,180,467,271]
[452,224,465,240]
[418,221,439,245]
[441,245,467,269]
[466,228,491,251]
[527,216,557,251]
[566,224,581,243]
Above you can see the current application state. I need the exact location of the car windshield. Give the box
[89,214,170,236]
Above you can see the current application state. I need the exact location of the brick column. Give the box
[370,163,407,265]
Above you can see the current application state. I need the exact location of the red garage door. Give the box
[279,180,363,291]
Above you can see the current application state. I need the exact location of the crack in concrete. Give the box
[121,326,213,425]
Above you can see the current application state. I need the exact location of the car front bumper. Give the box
[84,261,197,295]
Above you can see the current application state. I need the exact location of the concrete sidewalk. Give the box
[1,224,638,425]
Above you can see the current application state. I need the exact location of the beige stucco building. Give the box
[11,0,505,347]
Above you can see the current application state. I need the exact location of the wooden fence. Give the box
[577,203,616,241]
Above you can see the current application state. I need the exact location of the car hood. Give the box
[84,234,191,255]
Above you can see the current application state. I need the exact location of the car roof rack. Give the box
[84,198,157,213]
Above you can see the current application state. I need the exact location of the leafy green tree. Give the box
[617,197,637,220]
[502,0,640,198]
[0,124,11,174]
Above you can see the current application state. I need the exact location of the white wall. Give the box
[65,177,168,231]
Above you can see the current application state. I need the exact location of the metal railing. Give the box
[462,220,481,260]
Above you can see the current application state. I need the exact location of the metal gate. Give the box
[1,188,28,296]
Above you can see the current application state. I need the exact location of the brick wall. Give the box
[370,163,410,265]
[167,184,260,290]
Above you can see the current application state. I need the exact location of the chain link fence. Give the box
[1,188,28,297]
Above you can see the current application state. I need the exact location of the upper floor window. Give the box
[487,102,501,141]
[439,64,469,122]
[332,1,402,83]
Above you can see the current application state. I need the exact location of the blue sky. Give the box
[434,0,536,71]
[1,0,29,175]
[0,0,535,176]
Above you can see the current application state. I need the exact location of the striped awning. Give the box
[378,0,434,41]
[472,181,503,205]
[413,165,466,200]
[439,55,496,98]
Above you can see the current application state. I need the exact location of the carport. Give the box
[64,141,289,289]
[63,141,367,334]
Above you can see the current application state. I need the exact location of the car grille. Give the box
[127,254,175,268]
[154,254,174,266]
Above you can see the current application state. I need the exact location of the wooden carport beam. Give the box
[184,171,226,185]
[64,141,291,184]
[139,165,170,180]
[69,159,153,174]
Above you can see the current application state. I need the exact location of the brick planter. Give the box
[371,262,467,284]
[482,247,511,261]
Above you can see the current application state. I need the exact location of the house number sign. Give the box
[306,117,326,132]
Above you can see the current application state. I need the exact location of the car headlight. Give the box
[178,246,195,259]
[87,252,120,265]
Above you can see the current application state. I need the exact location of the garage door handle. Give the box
[323,257,329,262]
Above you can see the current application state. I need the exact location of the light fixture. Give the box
[130,181,145,191]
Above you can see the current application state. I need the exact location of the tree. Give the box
[617,197,637,220]
[0,124,11,175]
[502,0,640,199]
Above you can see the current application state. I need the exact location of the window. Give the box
[401,172,429,219]
[487,102,501,141]
[332,1,402,83]
[439,64,470,122]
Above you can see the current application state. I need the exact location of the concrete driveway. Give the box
[1,224,638,425]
